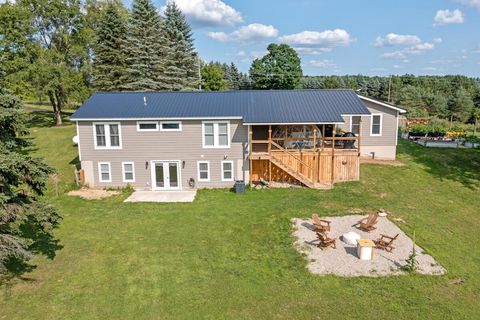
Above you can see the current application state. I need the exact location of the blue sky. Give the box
[155,0,480,76]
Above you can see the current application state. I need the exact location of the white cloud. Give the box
[430,59,453,64]
[166,0,243,27]
[433,9,464,26]
[393,65,402,69]
[0,0,16,3]
[374,33,421,47]
[458,0,480,10]
[423,67,437,71]
[307,59,337,68]
[432,37,443,44]
[207,23,278,42]
[278,29,351,47]
[294,47,332,55]
[381,51,407,59]
[381,40,437,60]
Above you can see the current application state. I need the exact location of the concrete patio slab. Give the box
[124,190,196,203]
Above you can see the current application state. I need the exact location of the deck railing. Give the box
[249,124,362,186]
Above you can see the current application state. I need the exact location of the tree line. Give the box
[301,75,480,123]
[0,0,198,125]
[1,1,479,126]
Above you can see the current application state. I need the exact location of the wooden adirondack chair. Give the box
[311,213,331,233]
[375,234,399,252]
[356,212,379,232]
[316,232,336,250]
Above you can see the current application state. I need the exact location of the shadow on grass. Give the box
[27,112,71,128]
[1,223,63,285]
[399,140,480,189]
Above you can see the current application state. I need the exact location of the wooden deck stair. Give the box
[269,149,332,190]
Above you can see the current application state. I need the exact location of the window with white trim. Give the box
[221,161,234,181]
[98,162,111,182]
[94,123,121,149]
[197,161,210,182]
[350,116,361,135]
[160,121,182,131]
[137,121,158,131]
[370,114,382,136]
[122,162,135,182]
[203,121,230,148]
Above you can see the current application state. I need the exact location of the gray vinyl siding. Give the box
[77,120,248,189]
[341,100,398,147]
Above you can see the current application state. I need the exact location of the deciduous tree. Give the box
[249,44,302,90]
[201,63,227,91]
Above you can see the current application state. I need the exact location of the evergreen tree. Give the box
[0,87,62,278]
[448,88,475,122]
[124,0,166,91]
[92,2,127,91]
[162,1,199,90]
[226,63,240,90]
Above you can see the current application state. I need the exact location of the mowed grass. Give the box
[1,113,479,319]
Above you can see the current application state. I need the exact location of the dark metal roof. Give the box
[71,90,371,123]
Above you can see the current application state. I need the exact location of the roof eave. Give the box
[357,95,407,113]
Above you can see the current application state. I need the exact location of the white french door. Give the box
[151,161,181,190]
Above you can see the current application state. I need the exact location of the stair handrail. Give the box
[270,140,314,173]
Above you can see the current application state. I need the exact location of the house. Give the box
[71,90,405,190]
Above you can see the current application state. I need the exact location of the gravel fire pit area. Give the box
[292,215,445,277]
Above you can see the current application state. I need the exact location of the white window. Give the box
[350,116,361,135]
[122,162,135,182]
[221,161,234,181]
[137,121,158,131]
[202,121,230,148]
[93,123,122,149]
[370,114,383,136]
[98,162,111,182]
[197,161,210,182]
[160,121,182,131]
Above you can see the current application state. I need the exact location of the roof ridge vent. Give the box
[143,96,147,106]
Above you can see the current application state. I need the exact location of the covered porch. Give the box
[248,124,361,188]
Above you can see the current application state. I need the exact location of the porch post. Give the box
[268,125,272,183]
[331,124,336,184]
[249,126,253,186]
[358,118,362,155]
[313,127,317,182]
[321,124,325,152]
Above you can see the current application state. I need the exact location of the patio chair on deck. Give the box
[316,232,336,250]
[375,234,399,252]
[355,212,379,232]
[311,214,331,233]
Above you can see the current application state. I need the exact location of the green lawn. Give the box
[1,113,479,319]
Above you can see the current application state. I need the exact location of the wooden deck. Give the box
[249,125,361,189]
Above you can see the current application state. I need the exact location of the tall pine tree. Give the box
[92,1,127,91]
[124,0,166,91]
[0,87,62,278]
[162,1,199,90]
[227,62,240,90]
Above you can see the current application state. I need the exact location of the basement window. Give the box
[221,161,234,182]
